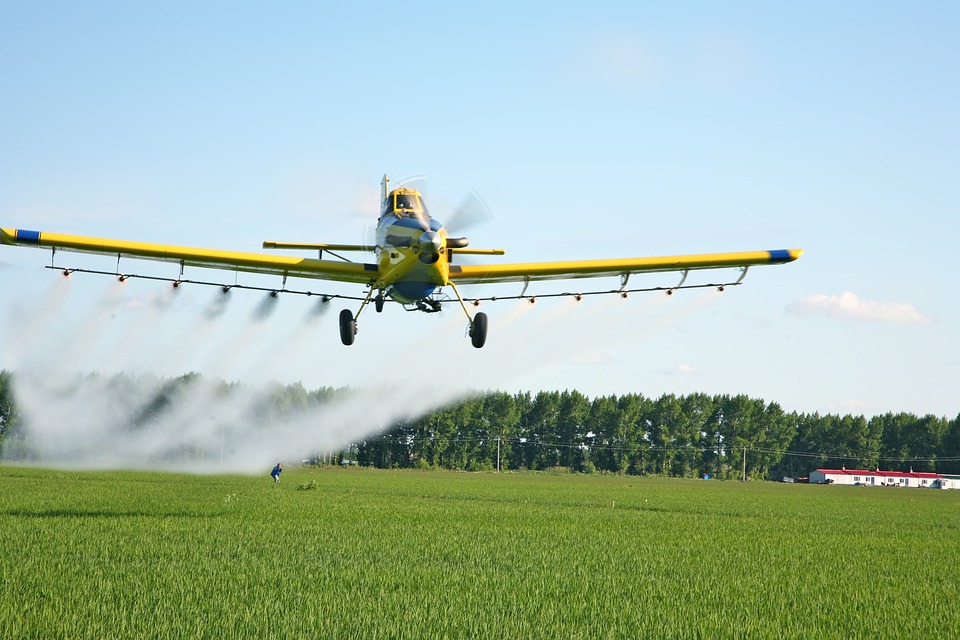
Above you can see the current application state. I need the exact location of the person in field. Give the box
[271,463,282,483]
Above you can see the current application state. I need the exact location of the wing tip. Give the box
[770,248,803,263]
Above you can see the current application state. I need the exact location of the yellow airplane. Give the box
[1,175,802,348]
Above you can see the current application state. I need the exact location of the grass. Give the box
[1,466,958,639]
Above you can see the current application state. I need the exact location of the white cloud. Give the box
[665,364,700,376]
[787,292,932,325]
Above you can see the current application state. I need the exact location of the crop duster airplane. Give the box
[2,175,801,348]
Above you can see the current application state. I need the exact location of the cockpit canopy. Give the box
[382,188,429,218]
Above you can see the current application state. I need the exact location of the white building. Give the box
[809,468,954,489]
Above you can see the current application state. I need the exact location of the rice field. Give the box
[1,466,958,639]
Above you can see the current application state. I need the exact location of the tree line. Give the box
[353,390,960,478]
[1,370,958,479]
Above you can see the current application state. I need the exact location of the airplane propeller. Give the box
[441,190,495,267]
[445,189,493,240]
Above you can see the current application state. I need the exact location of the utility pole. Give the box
[496,437,501,473]
[742,446,747,482]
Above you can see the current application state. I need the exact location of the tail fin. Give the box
[380,174,390,206]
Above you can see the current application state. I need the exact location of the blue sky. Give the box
[2,1,958,421]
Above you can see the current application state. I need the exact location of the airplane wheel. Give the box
[470,312,488,349]
[339,309,356,346]
[375,295,384,313]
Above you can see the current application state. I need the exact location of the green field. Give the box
[1,466,958,639]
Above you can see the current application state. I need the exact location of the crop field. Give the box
[1,466,958,639]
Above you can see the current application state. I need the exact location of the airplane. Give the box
[1,175,802,348]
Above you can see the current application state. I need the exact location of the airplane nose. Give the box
[419,230,442,253]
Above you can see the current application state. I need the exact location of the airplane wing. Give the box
[0,228,376,284]
[448,249,802,284]
[2,226,801,289]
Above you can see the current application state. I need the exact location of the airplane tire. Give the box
[470,312,488,349]
[375,295,384,313]
[339,309,356,346]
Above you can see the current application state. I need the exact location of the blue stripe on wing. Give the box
[16,229,41,244]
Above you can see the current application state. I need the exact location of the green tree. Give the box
[876,412,920,470]
[648,394,686,475]
[907,415,949,472]
[749,402,796,479]
[590,395,624,473]
[654,394,704,476]
[791,412,874,475]
[791,412,835,472]
[616,393,649,475]
[417,405,463,470]
[519,391,561,470]
[482,391,520,471]
[713,395,760,479]
[458,396,492,471]
[556,390,591,470]
[941,414,960,474]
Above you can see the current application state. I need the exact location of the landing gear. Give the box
[339,309,356,346]
[470,312,488,349]
[447,280,489,349]
[375,293,385,313]
[339,288,376,346]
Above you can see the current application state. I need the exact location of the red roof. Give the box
[814,468,945,480]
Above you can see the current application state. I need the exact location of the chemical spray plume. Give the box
[3,280,477,472]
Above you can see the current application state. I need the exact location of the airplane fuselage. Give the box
[373,187,451,304]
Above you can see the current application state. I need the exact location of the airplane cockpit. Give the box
[382,189,429,219]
